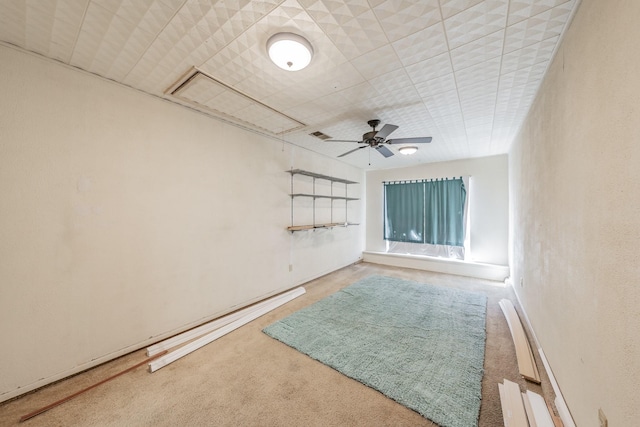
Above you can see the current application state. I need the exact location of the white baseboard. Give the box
[362,251,509,282]
[511,289,576,427]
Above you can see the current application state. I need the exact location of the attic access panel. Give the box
[167,68,305,135]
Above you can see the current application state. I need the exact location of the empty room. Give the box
[1,0,638,426]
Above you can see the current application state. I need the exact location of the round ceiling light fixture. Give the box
[398,146,418,155]
[267,32,313,71]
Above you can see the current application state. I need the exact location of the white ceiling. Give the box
[0,0,580,170]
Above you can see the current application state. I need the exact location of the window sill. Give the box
[362,251,509,283]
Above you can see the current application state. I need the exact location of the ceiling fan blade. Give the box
[375,145,394,158]
[328,139,362,143]
[338,145,368,158]
[375,124,399,140]
[386,136,432,144]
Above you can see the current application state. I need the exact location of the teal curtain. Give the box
[384,178,466,247]
[424,178,466,246]
[384,182,424,243]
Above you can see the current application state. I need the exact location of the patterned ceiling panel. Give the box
[0,0,582,170]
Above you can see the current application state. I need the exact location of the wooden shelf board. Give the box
[290,193,359,201]
[287,169,358,184]
[287,223,359,232]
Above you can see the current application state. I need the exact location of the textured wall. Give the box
[0,44,364,401]
[366,155,509,266]
[509,0,640,425]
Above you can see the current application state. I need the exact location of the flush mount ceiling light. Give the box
[267,32,313,71]
[398,146,418,155]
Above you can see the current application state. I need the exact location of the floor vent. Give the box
[166,68,306,135]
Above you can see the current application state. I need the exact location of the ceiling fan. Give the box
[330,119,432,158]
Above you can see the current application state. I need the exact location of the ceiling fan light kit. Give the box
[267,32,313,71]
[398,146,418,155]
[331,119,432,159]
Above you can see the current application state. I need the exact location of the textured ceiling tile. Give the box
[4,0,88,63]
[465,114,494,130]
[422,88,461,117]
[498,60,547,92]
[460,92,496,118]
[368,68,415,96]
[507,0,571,26]
[496,79,539,109]
[70,2,114,70]
[373,0,441,42]
[48,0,89,62]
[414,72,457,98]
[503,5,571,53]
[392,22,448,66]
[454,55,501,88]
[439,0,484,19]
[301,0,388,59]
[72,1,164,81]
[458,73,498,97]
[130,1,184,35]
[500,35,558,74]
[328,81,373,107]
[0,2,26,47]
[450,29,504,70]
[444,0,508,49]
[22,2,58,55]
[267,61,365,110]
[405,51,453,84]
[429,101,463,121]
[258,0,316,32]
[350,44,404,80]
[202,27,268,87]
[126,0,276,94]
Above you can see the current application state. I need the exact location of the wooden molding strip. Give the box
[19,351,168,422]
[146,287,305,356]
[546,399,564,427]
[538,348,574,427]
[499,299,541,383]
[498,379,528,427]
[522,392,538,427]
[525,390,555,427]
[148,288,305,372]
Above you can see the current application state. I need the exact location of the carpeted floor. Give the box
[0,262,557,426]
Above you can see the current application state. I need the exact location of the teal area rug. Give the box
[263,275,487,427]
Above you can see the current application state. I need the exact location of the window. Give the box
[384,177,468,259]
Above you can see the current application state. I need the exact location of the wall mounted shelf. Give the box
[287,169,359,232]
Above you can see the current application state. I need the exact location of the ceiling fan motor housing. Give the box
[363,130,380,145]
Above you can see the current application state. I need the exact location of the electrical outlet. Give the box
[598,408,608,427]
[288,264,293,272]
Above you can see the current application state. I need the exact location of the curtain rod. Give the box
[383,176,465,185]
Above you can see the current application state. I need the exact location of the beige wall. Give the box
[0,44,364,401]
[509,0,640,425]
[366,155,509,267]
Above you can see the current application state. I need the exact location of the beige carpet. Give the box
[0,262,557,426]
